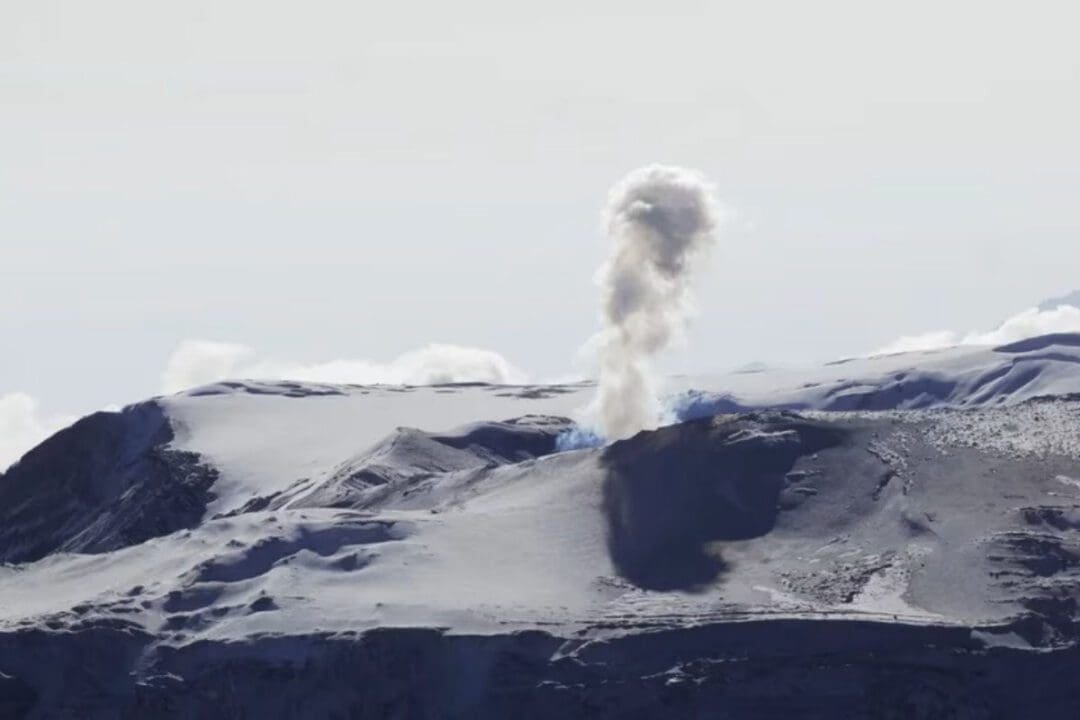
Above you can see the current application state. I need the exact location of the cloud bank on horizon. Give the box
[590,165,723,440]
[871,304,1080,356]
[160,340,527,394]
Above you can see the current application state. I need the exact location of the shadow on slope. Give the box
[599,414,844,591]
[189,517,404,584]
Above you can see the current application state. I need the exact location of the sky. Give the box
[4,0,1080,445]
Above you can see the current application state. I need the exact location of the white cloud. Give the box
[870,330,966,356]
[160,341,527,394]
[0,393,78,471]
[161,340,254,394]
[871,305,1080,356]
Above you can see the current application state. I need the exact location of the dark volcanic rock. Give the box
[0,402,217,563]
[2,622,1080,719]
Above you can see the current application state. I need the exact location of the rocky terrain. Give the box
[2,336,1080,718]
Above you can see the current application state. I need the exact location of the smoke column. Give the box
[592,165,721,440]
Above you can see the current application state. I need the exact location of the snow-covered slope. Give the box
[2,335,1080,717]
[148,333,1080,520]
[674,332,1080,416]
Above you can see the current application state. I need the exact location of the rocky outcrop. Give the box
[0,402,217,563]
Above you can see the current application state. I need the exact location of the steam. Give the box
[591,165,722,440]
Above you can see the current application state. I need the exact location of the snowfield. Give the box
[2,336,1080,717]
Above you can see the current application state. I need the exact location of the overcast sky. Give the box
[4,0,1080,417]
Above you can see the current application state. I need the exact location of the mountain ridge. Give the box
[3,333,1080,716]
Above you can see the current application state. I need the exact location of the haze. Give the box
[5,0,1080,418]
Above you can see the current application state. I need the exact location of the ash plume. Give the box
[591,165,722,440]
